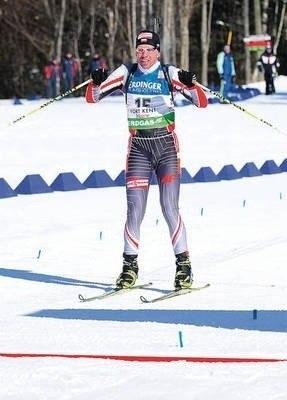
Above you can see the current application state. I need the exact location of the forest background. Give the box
[0,0,286,99]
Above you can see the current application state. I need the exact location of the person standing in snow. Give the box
[85,30,208,290]
[61,52,79,92]
[257,43,280,95]
[216,44,236,99]
[43,58,61,98]
[88,52,107,75]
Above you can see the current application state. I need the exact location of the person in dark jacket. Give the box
[257,44,280,95]
[216,45,236,99]
[43,58,61,98]
[88,52,107,75]
[61,52,79,91]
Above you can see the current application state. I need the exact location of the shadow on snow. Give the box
[2,267,286,333]
[26,308,287,333]
[0,267,110,289]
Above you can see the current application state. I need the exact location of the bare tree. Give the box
[71,0,83,84]
[147,0,153,26]
[201,0,214,85]
[254,0,262,34]
[273,1,287,54]
[261,0,269,34]
[243,0,251,83]
[41,0,66,61]
[161,0,174,63]
[1,0,287,98]
[140,0,147,29]
[106,0,119,70]
[56,0,66,62]
[251,0,263,81]
[88,0,96,56]
[178,0,194,70]
[125,0,137,62]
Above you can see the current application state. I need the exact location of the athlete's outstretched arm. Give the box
[85,64,128,103]
[168,66,208,108]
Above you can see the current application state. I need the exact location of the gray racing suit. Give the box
[85,60,208,256]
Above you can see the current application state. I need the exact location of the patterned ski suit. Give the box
[257,49,280,95]
[85,61,208,256]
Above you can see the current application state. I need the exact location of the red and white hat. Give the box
[136,30,160,50]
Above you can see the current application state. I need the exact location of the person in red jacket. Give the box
[43,58,61,98]
[85,30,208,290]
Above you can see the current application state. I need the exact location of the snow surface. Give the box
[0,77,287,399]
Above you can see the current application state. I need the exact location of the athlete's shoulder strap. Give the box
[161,64,172,91]
[161,63,174,101]
[124,63,138,90]
[124,63,138,103]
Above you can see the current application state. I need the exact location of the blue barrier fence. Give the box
[1,159,286,199]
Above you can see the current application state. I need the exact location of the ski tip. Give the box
[140,295,149,303]
[189,282,210,290]
[78,294,85,301]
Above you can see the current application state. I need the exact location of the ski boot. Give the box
[174,252,193,290]
[116,253,138,288]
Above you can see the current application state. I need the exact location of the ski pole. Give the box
[196,82,286,136]
[9,78,92,126]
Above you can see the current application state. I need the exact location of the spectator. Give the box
[257,43,280,95]
[61,52,79,92]
[88,52,107,75]
[43,58,61,98]
[216,45,236,99]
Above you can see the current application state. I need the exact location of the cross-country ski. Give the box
[140,283,210,303]
[78,282,152,302]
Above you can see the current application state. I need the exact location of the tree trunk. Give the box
[56,0,66,60]
[126,0,136,62]
[178,0,194,70]
[201,0,213,85]
[89,0,96,56]
[162,0,174,64]
[251,0,262,82]
[261,0,269,34]
[131,0,137,52]
[141,0,146,30]
[106,2,118,71]
[243,0,251,83]
[73,0,83,85]
[274,2,286,54]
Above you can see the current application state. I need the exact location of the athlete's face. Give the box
[136,45,160,69]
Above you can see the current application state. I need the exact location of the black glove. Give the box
[178,70,196,86]
[91,69,108,85]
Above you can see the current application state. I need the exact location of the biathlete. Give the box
[85,30,208,289]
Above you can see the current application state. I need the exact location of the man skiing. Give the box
[85,30,208,290]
